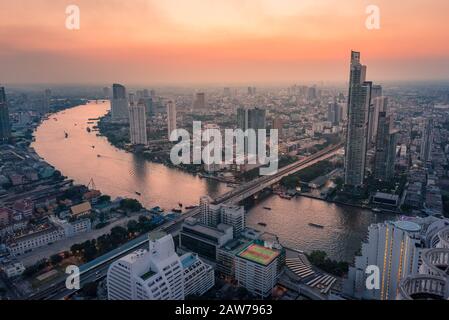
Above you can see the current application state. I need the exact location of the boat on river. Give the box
[308,223,324,229]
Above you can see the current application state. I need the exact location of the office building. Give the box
[237,107,266,155]
[369,95,388,146]
[344,51,371,187]
[128,101,148,145]
[180,217,233,261]
[344,221,422,300]
[367,85,383,146]
[420,118,433,163]
[272,117,283,138]
[166,100,177,139]
[373,112,397,181]
[42,89,51,114]
[235,241,282,298]
[0,87,11,142]
[111,83,129,120]
[327,100,342,125]
[107,234,214,300]
[200,196,245,236]
[193,92,206,110]
[102,86,110,99]
[220,204,245,237]
[200,196,220,227]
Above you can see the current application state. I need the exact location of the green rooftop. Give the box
[237,243,280,266]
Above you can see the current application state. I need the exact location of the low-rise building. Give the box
[70,201,92,218]
[7,225,65,255]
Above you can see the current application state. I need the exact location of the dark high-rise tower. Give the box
[344,51,371,187]
[373,112,397,181]
[0,87,11,142]
[111,83,129,120]
[237,107,266,155]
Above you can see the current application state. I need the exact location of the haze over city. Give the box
[1,0,449,85]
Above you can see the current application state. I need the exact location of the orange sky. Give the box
[1,0,449,85]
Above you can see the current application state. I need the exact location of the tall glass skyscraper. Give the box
[344,51,372,187]
[0,87,11,142]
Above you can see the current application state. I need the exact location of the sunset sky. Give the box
[1,0,449,85]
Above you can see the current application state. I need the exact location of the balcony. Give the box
[398,275,448,300]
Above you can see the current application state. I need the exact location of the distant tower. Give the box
[420,118,433,163]
[42,89,51,114]
[128,100,148,145]
[237,107,266,155]
[272,116,284,138]
[327,100,341,125]
[344,51,371,187]
[166,100,177,139]
[193,92,206,110]
[0,87,11,142]
[102,87,110,99]
[111,84,129,120]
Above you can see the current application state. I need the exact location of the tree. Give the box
[110,226,128,246]
[98,195,111,203]
[127,220,139,234]
[50,254,63,266]
[120,199,142,212]
[81,282,98,298]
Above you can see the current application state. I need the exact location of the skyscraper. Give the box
[373,112,397,181]
[111,83,129,120]
[167,100,177,139]
[367,85,383,146]
[128,100,148,145]
[344,51,371,187]
[193,92,206,110]
[0,87,11,142]
[272,116,284,138]
[102,86,110,99]
[237,107,266,156]
[42,89,51,114]
[327,100,341,125]
[420,118,433,164]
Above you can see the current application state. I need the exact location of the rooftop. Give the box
[237,243,280,266]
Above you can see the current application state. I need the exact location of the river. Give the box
[32,101,396,262]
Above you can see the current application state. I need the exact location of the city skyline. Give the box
[1,1,449,85]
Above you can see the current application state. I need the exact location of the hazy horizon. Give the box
[1,0,449,85]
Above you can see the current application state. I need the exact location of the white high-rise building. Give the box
[111,83,129,120]
[344,220,423,300]
[107,234,214,300]
[199,196,245,235]
[398,223,449,300]
[128,101,148,145]
[200,196,220,228]
[235,242,281,298]
[167,100,177,139]
[220,204,245,237]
